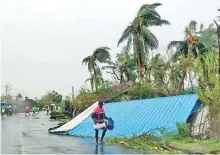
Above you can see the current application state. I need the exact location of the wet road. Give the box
[1,112,143,154]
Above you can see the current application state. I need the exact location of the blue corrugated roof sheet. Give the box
[64,94,200,137]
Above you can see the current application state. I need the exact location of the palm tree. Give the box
[117,3,170,86]
[168,20,217,93]
[82,47,111,91]
[102,47,137,83]
[85,75,104,92]
[148,54,167,87]
[168,20,216,60]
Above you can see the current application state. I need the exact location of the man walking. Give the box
[91,101,108,144]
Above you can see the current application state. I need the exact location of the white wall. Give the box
[191,106,210,136]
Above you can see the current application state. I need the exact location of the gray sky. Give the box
[0,0,219,99]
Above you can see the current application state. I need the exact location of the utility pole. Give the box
[72,86,74,99]
[71,86,76,118]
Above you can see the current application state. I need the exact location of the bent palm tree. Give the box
[82,47,111,91]
[168,20,217,93]
[82,47,111,76]
[168,20,216,60]
[117,3,170,87]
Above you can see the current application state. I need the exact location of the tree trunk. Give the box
[120,68,123,84]
[73,107,76,118]
[178,55,190,94]
[188,71,194,93]
[137,56,145,87]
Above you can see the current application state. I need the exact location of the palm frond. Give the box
[138,3,162,13]
[85,77,91,82]
[167,41,183,50]
[198,28,217,49]
[97,67,102,76]
[82,56,94,73]
[87,58,95,73]
[138,8,161,21]
[104,60,118,66]
[189,20,197,32]
[150,53,165,68]
[101,66,117,70]
[117,25,133,47]
[82,56,90,65]
[145,19,170,27]
[93,47,111,63]
[141,26,159,50]
[184,27,192,38]
[134,38,147,66]
[123,35,132,55]
[94,64,102,76]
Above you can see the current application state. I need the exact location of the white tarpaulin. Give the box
[50,101,98,133]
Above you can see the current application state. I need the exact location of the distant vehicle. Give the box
[6,104,13,115]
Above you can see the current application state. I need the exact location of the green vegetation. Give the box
[108,123,220,153]
[56,118,70,123]
[108,134,183,153]
[82,47,111,92]
[172,138,220,153]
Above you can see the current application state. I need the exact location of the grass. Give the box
[107,134,183,154]
[56,118,70,123]
[171,138,220,153]
[107,134,220,154]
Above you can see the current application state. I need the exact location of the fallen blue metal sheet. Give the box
[62,94,200,137]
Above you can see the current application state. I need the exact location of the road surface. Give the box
[1,112,143,154]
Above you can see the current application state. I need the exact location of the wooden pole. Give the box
[72,86,74,99]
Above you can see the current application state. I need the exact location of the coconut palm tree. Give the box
[82,47,111,76]
[82,47,111,92]
[102,51,137,83]
[168,20,217,60]
[117,3,170,86]
[168,20,217,93]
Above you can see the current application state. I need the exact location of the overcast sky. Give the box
[0,0,219,99]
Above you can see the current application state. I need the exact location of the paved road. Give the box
[1,112,143,154]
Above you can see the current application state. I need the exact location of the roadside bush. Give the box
[176,123,190,139]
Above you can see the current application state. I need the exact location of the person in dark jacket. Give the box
[68,105,73,118]
[91,101,108,144]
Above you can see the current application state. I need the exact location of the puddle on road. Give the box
[1,112,145,154]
